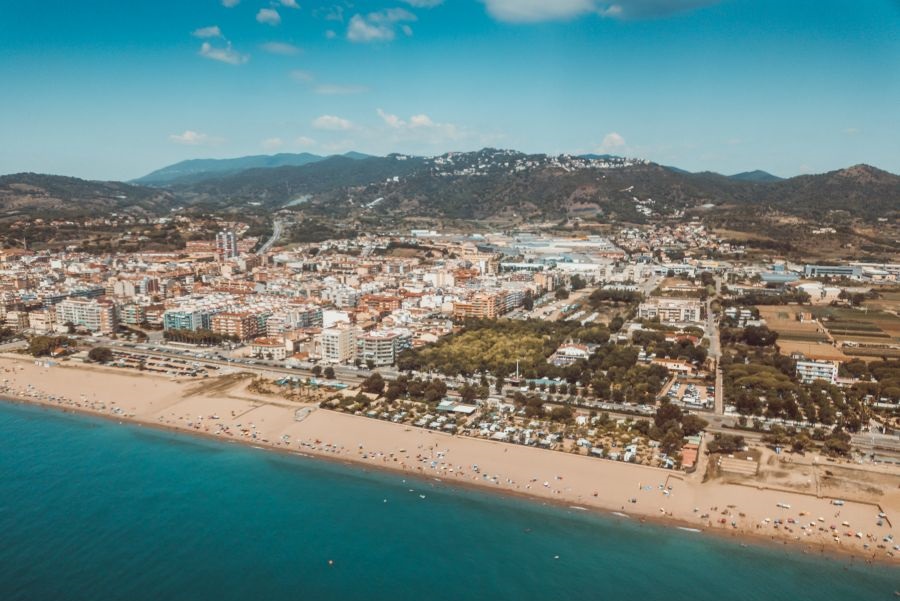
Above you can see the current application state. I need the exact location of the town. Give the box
[1,219,898,481]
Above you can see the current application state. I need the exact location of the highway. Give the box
[257,219,284,255]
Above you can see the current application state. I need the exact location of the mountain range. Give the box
[133,151,372,186]
[0,149,897,224]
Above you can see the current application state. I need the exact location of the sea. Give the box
[0,401,896,601]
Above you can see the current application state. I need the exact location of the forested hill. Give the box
[4,151,898,224]
[0,173,176,218]
[164,150,900,223]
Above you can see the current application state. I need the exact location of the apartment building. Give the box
[795,359,838,384]
[453,293,500,320]
[216,230,238,261]
[55,298,117,334]
[117,303,146,326]
[211,312,260,341]
[637,298,703,323]
[320,326,357,363]
[358,330,412,367]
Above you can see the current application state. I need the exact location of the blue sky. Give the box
[1,0,897,180]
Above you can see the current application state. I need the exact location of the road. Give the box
[707,275,724,415]
[101,339,392,386]
[256,219,284,255]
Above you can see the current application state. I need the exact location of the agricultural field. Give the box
[810,305,900,345]
[758,303,900,361]
[863,290,900,314]
[776,340,849,362]
[755,306,830,343]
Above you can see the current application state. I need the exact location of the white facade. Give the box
[320,326,357,363]
[638,298,703,323]
[795,360,838,384]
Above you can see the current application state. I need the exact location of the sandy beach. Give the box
[2,354,898,563]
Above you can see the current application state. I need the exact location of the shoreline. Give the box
[1,355,897,565]
[1,392,895,567]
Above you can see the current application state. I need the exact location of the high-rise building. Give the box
[216,230,238,261]
[55,298,117,334]
[320,326,357,363]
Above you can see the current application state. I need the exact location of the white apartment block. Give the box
[358,330,411,367]
[320,326,357,363]
[795,360,838,384]
[55,298,117,333]
[637,298,703,323]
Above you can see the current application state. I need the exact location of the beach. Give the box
[2,354,898,563]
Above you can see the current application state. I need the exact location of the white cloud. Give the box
[347,8,416,43]
[262,137,285,151]
[295,136,316,147]
[313,115,354,131]
[290,69,314,82]
[221,0,240,7]
[375,109,464,144]
[278,0,300,8]
[481,0,717,23]
[314,83,369,95]
[325,29,337,39]
[257,8,282,26]
[261,41,301,55]
[401,0,444,7]
[377,108,406,129]
[199,41,249,65]
[192,26,222,39]
[482,0,597,22]
[600,132,626,150]
[169,130,222,146]
[843,127,860,135]
[290,70,368,95]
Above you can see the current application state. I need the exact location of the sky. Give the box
[0,0,897,181]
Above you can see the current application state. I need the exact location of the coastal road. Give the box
[257,219,284,255]
[0,339,27,352]
[99,341,385,387]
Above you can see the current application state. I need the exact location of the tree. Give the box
[323,366,336,380]
[823,429,851,456]
[423,379,448,403]
[791,434,812,453]
[660,427,685,456]
[609,316,625,333]
[88,347,114,363]
[459,384,478,403]
[707,433,746,454]
[654,402,683,428]
[555,287,570,300]
[28,336,71,357]
[312,365,322,377]
[681,414,709,437]
[522,293,534,311]
[550,405,574,422]
[361,372,385,395]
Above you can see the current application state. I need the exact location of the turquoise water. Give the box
[0,402,896,601]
